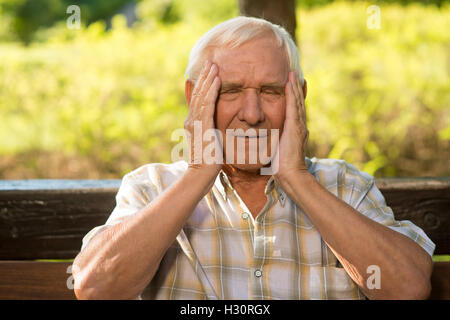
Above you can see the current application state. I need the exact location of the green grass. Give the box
[433,255,450,262]
[35,259,74,262]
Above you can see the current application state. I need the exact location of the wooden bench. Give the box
[0,178,449,299]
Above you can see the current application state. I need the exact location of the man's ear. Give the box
[185,79,195,109]
[302,79,307,100]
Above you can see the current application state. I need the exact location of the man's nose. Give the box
[237,89,265,126]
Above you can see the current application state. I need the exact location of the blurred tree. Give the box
[295,0,448,7]
[238,0,297,42]
[0,0,134,43]
[0,0,65,43]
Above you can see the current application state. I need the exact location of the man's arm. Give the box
[72,61,222,300]
[275,70,432,299]
[279,172,433,299]
[72,168,217,299]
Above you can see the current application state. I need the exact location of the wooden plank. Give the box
[375,178,450,254]
[430,261,450,300]
[0,260,448,300]
[0,183,120,259]
[0,179,121,191]
[0,178,448,259]
[0,261,75,300]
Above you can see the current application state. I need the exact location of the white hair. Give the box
[185,16,304,85]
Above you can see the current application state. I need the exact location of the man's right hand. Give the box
[72,61,224,300]
[184,60,222,178]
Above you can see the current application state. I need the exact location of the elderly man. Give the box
[73,16,435,300]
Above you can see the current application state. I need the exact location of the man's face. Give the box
[211,35,289,172]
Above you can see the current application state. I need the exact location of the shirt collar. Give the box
[265,177,287,207]
[214,170,229,201]
[213,157,312,206]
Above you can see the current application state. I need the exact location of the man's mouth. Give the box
[234,135,267,138]
[228,130,269,138]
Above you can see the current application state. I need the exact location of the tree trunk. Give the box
[238,0,297,43]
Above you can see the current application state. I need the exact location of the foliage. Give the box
[0,0,238,177]
[0,1,448,178]
[0,0,133,43]
[1,0,448,43]
[299,1,450,176]
[296,0,449,8]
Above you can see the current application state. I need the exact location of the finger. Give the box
[203,76,221,117]
[289,71,301,105]
[192,63,218,113]
[198,63,219,101]
[296,71,307,123]
[287,72,301,122]
[294,70,305,102]
[191,63,218,117]
[284,79,298,121]
[191,60,212,98]
[292,70,306,122]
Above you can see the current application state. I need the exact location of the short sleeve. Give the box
[80,172,157,251]
[354,179,436,257]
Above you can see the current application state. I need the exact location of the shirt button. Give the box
[241,212,249,220]
[254,269,262,277]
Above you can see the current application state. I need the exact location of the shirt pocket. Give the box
[307,266,366,300]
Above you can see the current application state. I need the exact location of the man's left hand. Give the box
[274,70,309,184]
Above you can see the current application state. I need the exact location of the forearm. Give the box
[73,168,217,299]
[278,171,432,299]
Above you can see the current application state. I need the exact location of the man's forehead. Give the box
[208,40,289,84]
[218,71,288,88]
[217,63,288,85]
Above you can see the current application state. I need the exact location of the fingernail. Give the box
[203,60,209,71]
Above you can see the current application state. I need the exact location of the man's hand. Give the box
[271,71,432,299]
[274,70,309,184]
[184,60,222,178]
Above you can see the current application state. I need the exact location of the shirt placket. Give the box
[218,171,277,300]
[251,211,267,299]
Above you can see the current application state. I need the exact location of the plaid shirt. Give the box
[81,157,435,300]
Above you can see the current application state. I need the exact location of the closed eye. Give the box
[261,86,284,95]
[220,88,241,94]
[262,89,280,95]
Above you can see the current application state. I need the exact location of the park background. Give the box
[0,1,448,297]
[0,0,448,181]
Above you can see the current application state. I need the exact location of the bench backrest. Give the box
[0,178,448,299]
